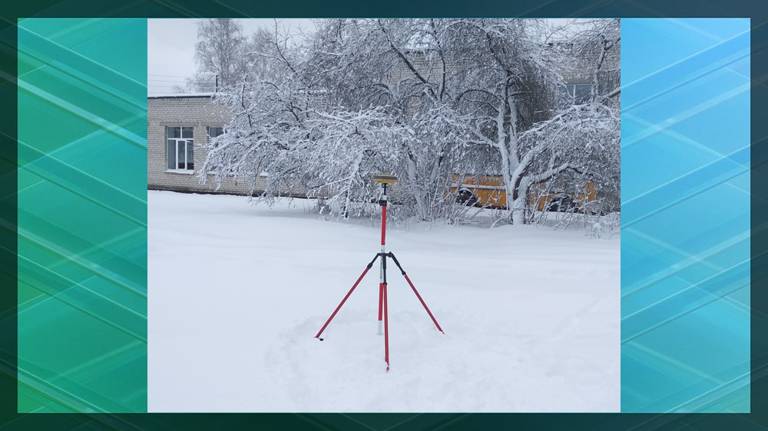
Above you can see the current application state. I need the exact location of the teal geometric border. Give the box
[17,18,147,412]
[621,18,751,412]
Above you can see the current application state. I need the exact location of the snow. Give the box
[148,190,619,412]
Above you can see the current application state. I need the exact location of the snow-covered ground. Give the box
[148,190,619,412]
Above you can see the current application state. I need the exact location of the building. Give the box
[148,94,266,195]
[148,40,619,200]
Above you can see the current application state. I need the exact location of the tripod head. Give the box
[372,175,398,206]
[373,174,397,188]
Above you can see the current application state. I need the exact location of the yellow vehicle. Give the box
[449,175,598,212]
[450,175,507,208]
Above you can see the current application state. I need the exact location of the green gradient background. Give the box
[2,0,768,429]
[17,18,147,412]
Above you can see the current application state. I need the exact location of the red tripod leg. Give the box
[403,273,444,333]
[388,253,445,334]
[315,254,379,339]
[383,282,389,370]
[377,282,384,334]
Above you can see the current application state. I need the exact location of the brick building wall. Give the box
[148,94,267,195]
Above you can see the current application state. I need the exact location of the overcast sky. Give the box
[147,19,316,95]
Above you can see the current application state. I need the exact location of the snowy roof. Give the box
[148,92,214,99]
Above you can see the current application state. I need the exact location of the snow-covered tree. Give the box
[191,19,249,91]
[428,19,620,224]
[201,18,621,225]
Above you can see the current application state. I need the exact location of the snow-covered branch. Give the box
[200,18,620,224]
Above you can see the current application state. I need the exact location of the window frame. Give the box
[566,83,593,104]
[165,126,195,174]
[206,126,225,141]
[204,126,230,176]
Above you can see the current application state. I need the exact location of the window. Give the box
[166,127,194,171]
[565,83,593,104]
[597,69,619,95]
[204,126,230,175]
[207,126,224,140]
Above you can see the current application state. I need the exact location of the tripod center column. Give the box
[378,183,388,337]
[380,183,387,253]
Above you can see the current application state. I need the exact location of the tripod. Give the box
[314,177,444,370]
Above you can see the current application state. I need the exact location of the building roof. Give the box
[148,93,214,99]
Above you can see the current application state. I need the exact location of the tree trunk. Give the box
[499,146,514,220]
[498,90,525,224]
[505,150,529,225]
[511,198,525,225]
[406,154,429,220]
[511,176,532,225]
